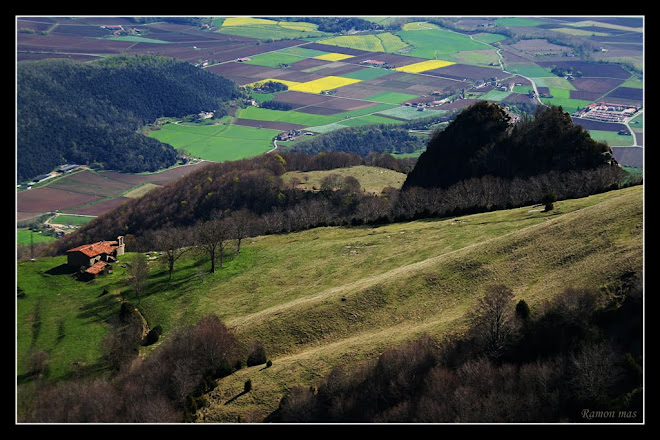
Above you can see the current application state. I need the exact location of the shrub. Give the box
[26,349,50,377]
[278,385,318,422]
[246,341,267,367]
[142,325,162,346]
[516,299,531,321]
[542,192,556,212]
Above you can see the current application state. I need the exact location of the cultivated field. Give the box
[16,162,212,222]
[148,123,280,161]
[16,15,644,222]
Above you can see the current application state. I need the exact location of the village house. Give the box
[66,236,125,280]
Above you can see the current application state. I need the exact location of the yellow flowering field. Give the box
[394,59,455,73]
[222,17,279,26]
[288,76,361,94]
[314,53,355,62]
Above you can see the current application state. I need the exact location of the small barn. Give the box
[77,261,113,281]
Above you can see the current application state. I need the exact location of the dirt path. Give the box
[226,210,549,330]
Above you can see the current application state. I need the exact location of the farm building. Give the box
[58,164,80,173]
[66,236,125,279]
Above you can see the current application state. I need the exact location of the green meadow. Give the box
[17,229,58,246]
[396,27,492,60]
[494,17,547,27]
[149,123,280,161]
[242,52,306,68]
[363,91,419,104]
[589,130,635,146]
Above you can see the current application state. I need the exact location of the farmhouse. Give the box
[66,236,125,280]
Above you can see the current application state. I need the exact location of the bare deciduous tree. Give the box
[470,284,517,360]
[227,209,260,254]
[568,341,621,400]
[152,226,194,280]
[128,252,149,304]
[195,215,229,273]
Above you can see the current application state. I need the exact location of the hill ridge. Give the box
[196,186,641,422]
[226,187,637,333]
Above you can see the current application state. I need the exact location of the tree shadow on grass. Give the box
[224,390,248,405]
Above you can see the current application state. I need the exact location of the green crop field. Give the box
[534,77,576,90]
[505,64,553,78]
[494,17,547,27]
[472,32,509,44]
[149,123,280,161]
[396,27,492,60]
[589,130,635,146]
[17,185,643,420]
[452,48,501,66]
[237,107,340,126]
[539,97,593,112]
[339,114,406,127]
[317,33,410,53]
[365,91,419,104]
[341,67,396,81]
[480,90,511,101]
[376,106,447,120]
[242,52,305,68]
[49,214,95,226]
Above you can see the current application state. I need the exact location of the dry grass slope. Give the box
[196,186,643,423]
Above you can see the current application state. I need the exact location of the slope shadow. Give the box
[45,263,78,276]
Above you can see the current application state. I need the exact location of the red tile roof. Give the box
[85,261,108,274]
[67,241,118,258]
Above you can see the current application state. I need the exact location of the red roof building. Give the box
[66,236,125,277]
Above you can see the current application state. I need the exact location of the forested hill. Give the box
[402,102,619,190]
[17,55,240,182]
[284,124,426,157]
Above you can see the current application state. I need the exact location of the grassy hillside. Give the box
[282,165,406,193]
[16,185,643,422]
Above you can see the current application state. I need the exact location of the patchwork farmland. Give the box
[17,16,643,221]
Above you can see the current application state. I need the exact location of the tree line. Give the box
[284,123,432,157]
[17,55,240,182]
[288,104,458,153]
[40,156,634,262]
[272,273,643,422]
[271,17,383,33]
